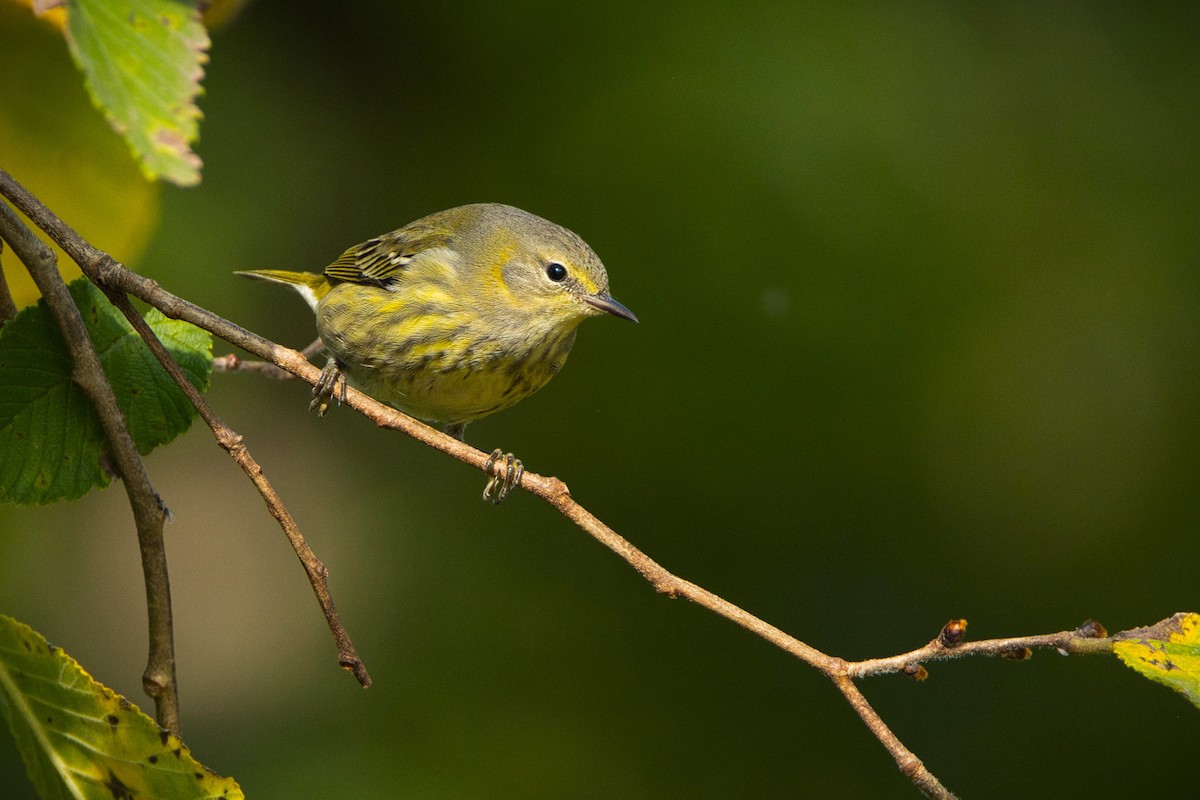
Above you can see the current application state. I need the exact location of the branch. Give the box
[847,619,1114,680]
[0,239,18,324]
[103,290,372,688]
[0,166,1158,799]
[213,338,325,378]
[0,171,371,690]
[0,166,956,796]
[0,199,181,735]
[212,352,293,379]
[831,675,954,800]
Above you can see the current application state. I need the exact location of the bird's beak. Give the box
[585,292,639,323]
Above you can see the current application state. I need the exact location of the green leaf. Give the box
[0,278,213,505]
[0,1,161,309]
[64,0,210,186]
[0,614,243,800]
[1113,612,1200,709]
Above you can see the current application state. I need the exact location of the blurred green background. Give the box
[2,1,1198,797]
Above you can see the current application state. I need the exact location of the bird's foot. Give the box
[310,358,347,416]
[482,448,523,504]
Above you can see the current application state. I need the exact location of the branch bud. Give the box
[939,618,968,648]
[1001,646,1032,661]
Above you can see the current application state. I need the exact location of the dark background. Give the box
[2,2,1198,797]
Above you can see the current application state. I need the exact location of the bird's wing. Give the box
[324,219,454,286]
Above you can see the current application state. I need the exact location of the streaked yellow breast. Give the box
[315,281,581,425]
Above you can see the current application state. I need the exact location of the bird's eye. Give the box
[545,262,568,282]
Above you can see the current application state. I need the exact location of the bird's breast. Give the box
[315,283,581,424]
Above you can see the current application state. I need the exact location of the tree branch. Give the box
[0,170,371,691]
[831,675,956,800]
[0,239,18,325]
[103,288,372,688]
[212,338,325,379]
[0,166,1173,799]
[0,198,181,735]
[846,619,1114,679]
[212,352,293,379]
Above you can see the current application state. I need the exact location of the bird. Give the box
[237,203,636,501]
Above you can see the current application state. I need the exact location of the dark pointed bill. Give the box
[585,292,639,323]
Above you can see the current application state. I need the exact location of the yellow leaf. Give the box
[0,615,243,800]
[1113,612,1200,709]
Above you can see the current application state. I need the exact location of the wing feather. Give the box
[323,219,455,286]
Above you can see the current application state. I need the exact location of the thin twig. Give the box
[526,471,839,669]
[847,625,1114,679]
[103,289,372,688]
[0,172,370,688]
[0,200,181,734]
[212,338,324,378]
[831,676,956,800]
[0,239,18,324]
[213,353,293,379]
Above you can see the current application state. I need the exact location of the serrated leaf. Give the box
[0,1,161,309]
[64,0,209,186]
[0,614,243,800]
[0,278,213,505]
[1113,612,1200,709]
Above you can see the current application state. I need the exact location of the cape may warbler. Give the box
[238,203,636,499]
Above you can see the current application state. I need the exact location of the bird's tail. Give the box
[234,269,331,311]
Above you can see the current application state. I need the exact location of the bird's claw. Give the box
[482,448,523,504]
[310,358,347,416]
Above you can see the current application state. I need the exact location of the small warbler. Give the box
[238,203,636,499]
